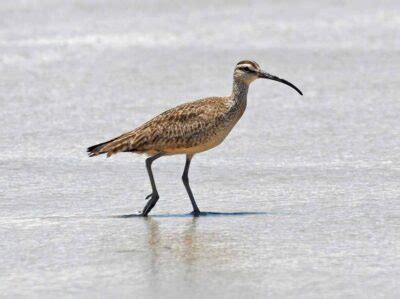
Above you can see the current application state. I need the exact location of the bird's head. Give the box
[234,60,303,95]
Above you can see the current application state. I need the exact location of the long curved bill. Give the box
[259,71,303,96]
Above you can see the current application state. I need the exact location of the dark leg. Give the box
[182,154,200,215]
[141,152,164,216]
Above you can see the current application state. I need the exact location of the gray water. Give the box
[1,1,399,298]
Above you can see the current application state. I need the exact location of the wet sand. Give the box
[1,1,399,298]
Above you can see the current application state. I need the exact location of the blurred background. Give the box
[0,0,399,298]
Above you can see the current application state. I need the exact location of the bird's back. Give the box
[88,95,246,157]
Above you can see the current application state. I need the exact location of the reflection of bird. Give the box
[87,60,302,216]
[145,217,200,267]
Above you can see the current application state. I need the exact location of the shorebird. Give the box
[87,60,302,216]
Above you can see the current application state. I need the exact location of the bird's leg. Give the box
[141,152,164,216]
[182,154,201,216]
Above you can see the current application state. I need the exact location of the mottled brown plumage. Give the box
[88,96,246,157]
[87,60,302,216]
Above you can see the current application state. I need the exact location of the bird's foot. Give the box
[141,193,160,216]
[138,211,148,217]
[145,193,156,200]
[190,210,202,217]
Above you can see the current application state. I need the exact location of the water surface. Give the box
[0,0,399,298]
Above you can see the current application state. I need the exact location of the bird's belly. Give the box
[162,125,234,156]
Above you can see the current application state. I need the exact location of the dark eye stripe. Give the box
[238,66,255,73]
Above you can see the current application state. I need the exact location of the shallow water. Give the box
[1,0,400,298]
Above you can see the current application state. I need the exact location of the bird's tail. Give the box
[87,138,116,157]
[87,133,134,157]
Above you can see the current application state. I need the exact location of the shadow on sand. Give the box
[15,212,267,221]
[112,211,268,218]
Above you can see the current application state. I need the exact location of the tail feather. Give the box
[87,141,110,157]
[87,135,123,157]
[87,131,141,157]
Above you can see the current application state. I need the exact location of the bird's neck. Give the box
[230,79,249,103]
[226,79,249,122]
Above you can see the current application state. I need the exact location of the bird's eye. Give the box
[242,67,254,73]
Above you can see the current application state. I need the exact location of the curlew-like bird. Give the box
[87,60,302,216]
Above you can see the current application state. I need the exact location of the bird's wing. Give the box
[88,97,229,156]
[133,97,229,151]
